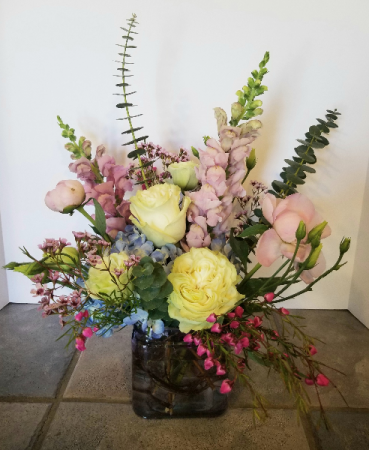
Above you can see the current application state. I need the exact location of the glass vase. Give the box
[131,325,228,419]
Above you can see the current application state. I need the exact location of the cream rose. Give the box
[167,247,244,333]
[129,183,191,247]
[167,161,199,191]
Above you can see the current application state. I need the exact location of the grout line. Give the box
[301,413,322,450]
[28,350,80,450]
[0,397,55,403]
[62,397,132,404]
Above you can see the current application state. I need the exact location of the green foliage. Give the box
[237,224,268,238]
[56,116,91,160]
[131,256,173,321]
[229,52,270,126]
[92,199,107,238]
[270,110,341,198]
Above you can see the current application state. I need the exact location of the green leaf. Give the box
[295,148,316,163]
[3,261,28,270]
[123,136,149,146]
[309,125,321,137]
[133,275,154,290]
[325,121,338,128]
[229,229,249,270]
[286,173,305,185]
[144,297,166,310]
[156,280,173,299]
[13,261,45,277]
[116,102,133,108]
[191,146,199,158]
[310,141,326,149]
[151,266,167,288]
[284,159,316,173]
[238,224,268,238]
[127,148,145,159]
[272,180,297,194]
[93,199,107,237]
[247,351,272,367]
[132,265,144,277]
[137,286,160,302]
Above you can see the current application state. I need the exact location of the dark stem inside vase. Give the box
[131,324,228,419]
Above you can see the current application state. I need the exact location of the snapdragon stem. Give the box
[244,263,262,282]
[75,206,111,242]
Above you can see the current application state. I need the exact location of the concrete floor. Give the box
[0,304,368,450]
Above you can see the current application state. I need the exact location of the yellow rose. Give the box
[85,252,131,300]
[129,183,191,248]
[167,247,244,333]
[167,161,199,191]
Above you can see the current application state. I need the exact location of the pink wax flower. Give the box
[305,378,314,386]
[204,357,215,370]
[256,193,331,284]
[193,336,202,346]
[216,365,227,376]
[264,292,275,303]
[316,374,330,386]
[206,313,217,323]
[235,306,244,318]
[82,310,89,318]
[75,337,86,352]
[211,323,222,333]
[75,311,84,322]
[93,327,99,332]
[239,337,250,348]
[230,321,240,329]
[227,312,236,319]
[69,157,95,181]
[197,344,207,357]
[309,345,318,356]
[82,328,93,338]
[252,317,262,328]
[183,334,193,343]
[220,379,234,394]
[280,307,290,315]
[45,180,85,213]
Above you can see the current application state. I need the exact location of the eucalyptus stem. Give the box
[121,15,148,188]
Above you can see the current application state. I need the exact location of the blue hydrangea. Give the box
[111,225,183,273]
[211,234,243,274]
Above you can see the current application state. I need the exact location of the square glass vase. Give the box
[131,325,228,419]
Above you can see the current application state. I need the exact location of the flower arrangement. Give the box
[5,14,350,422]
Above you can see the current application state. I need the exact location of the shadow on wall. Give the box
[349,156,369,329]
[0,211,9,310]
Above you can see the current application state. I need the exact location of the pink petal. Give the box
[255,229,283,267]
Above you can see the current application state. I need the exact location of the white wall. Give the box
[0,0,368,317]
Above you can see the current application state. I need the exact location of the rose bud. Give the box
[45,180,85,214]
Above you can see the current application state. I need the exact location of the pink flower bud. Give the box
[316,374,330,387]
[309,345,317,356]
[235,306,244,318]
[216,365,227,376]
[305,378,314,386]
[211,323,222,333]
[45,180,85,213]
[253,317,262,327]
[204,357,214,370]
[82,328,93,338]
[234,342,243,355]
[206,313,217,323]
[240,337,250,348]
[183,334,193,343]
[280,307,290,315]
[75,337,86,352]
[264,292,275,303]
[271,330,279,340]
[93,327,99,332]
[82,310,89,318]
[230,321,240,329]
[197,344,207,356]
[220,379,234,394]
[227,312,236,319]
[193,336,202,346]
[75,312,83,322]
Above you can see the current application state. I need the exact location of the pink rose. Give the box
[45,180,85,213]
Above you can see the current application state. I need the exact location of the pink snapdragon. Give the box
[256,193,331,284]
[97,154,116,177]
[69,157,95,181]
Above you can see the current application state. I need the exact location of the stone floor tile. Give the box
[64,327,131,401]
[287,310,369,408]
[311,410,369,450]
[229,360,294,408]
[0,402,50,450]
[0,304,75,398]
[41,403,310,450]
